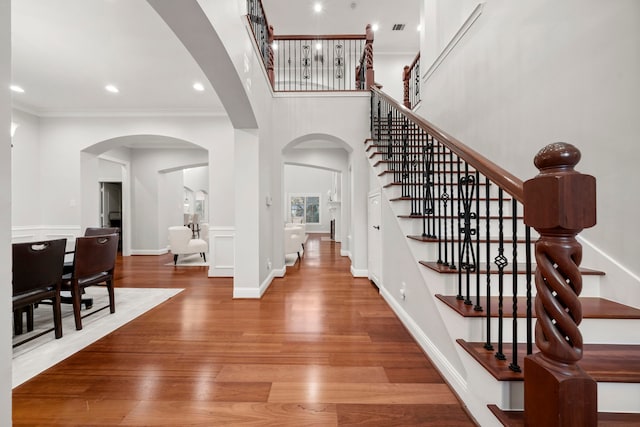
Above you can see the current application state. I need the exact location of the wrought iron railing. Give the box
[403,52,420,109]
[370,86,595,398]
[246,0,271,73]
[272,35,366,91]
[246,1,374,91]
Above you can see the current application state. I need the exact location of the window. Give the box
[290,194,320,224]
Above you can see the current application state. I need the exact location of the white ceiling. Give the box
[264,0,421,54]
[10,0,420,116]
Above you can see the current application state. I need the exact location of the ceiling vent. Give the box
[392,24,406,31]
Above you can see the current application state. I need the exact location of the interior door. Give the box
[368,191,382,288]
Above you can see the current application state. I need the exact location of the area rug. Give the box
[12,287,183,388]
[164,253,209,266]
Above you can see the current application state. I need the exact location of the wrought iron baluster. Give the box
[458,163,476,305]
[484,177,493,350]
[440,145,449,266]
[449,151,457,270]
[474,170,482,311]
[495,188,507,361]
[423,134,435,238]
[436,140,444,264]
[510,199,521,373]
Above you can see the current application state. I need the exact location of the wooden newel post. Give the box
[364,24,374,89]
[403,65,411,108]
[523,143,597,427]
[267,24,275,88]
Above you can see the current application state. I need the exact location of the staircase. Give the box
[365,88,640,426]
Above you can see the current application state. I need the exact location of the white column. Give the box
[1,0,12,422]
[233,129,260,296]
[350,148,369,277]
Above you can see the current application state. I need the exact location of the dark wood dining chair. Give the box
[12,238,67,339]
[63,227,121,307]
[62,234,119,330]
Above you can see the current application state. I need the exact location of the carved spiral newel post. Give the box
[267,24,275,88]
[364,24,374,89]
[523,143,597,427]
[403,65,411,108]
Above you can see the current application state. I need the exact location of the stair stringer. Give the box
[370,167,510,426]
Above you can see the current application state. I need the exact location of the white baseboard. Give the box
[350,266,368,277]
[341,249,351,258]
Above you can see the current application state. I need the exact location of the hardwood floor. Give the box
[12,234,476,426]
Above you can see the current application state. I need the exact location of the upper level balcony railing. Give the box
[403,52,420,109]
[246,0,374,91]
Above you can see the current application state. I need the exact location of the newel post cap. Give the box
[366,24,374,42]
[524,143,596,231]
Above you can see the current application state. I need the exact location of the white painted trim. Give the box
[273,91,370,99]
[233,287,261,299]
[341,249,351,257]
[32,109,227,118]
[130,248,169,256]
[579,236,640,285]
[350,266,368,277]
[209,228,235,277]
[423,3,484,84]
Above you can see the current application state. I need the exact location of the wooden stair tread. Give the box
[421,261,605,276]
[402,214,524,220]
[488,405,640,426]
[436,295,640,319]
[408,235,529,244]
[459,340,640,383]
[392,196,508,202]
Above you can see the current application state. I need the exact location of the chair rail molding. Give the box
[209,226,235,277]
[422,2,484,85]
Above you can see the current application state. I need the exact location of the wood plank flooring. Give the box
[12,235,476,426]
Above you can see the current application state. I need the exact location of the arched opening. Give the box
[281,133,352,258]
[81,134,208,258]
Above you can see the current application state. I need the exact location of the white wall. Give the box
[130,147,207,252]
[272,94,371,279]
[98,158,124,183]
[9,115,231,253]
[418,0,640,305]
[284,165,333,233]
[283,147,349,245]
[10,109,41,227]
[375,53,419,104]
[1,0,11,422]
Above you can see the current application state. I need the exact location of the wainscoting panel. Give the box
[12,225,81,252]
[209,226,235,277]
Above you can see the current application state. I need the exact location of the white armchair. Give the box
[284,225,305,261]
[285,221,306,250]
[168,226,208,265]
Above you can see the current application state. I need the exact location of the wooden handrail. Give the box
[273,34,366,41]
[371,86,524,202]
[409,51,420,70]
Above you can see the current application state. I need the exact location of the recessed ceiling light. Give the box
[315,42,322,51]
[314,3,322,13]
[105,84,119,93]
[10,85,25,93]
[371,23,379,32]
[193,82,205,92]
[417,24,422,31]
[272,42,278,50]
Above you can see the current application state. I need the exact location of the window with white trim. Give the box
[289,194,320,224]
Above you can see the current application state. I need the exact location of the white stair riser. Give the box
[440,309,639,345]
